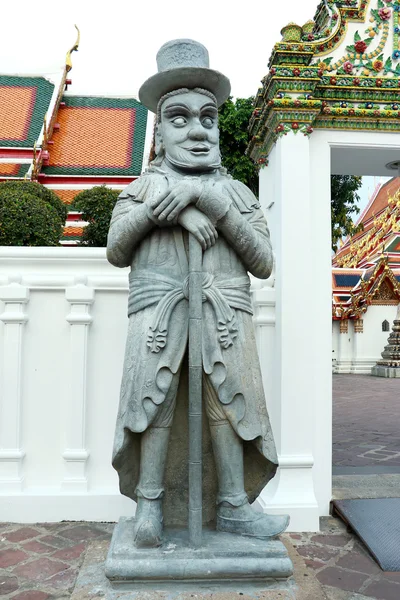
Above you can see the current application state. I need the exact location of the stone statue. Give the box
[106,39,289,549]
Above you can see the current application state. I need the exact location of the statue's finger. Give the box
[166,197,189,221]
[153,192,175,216]
[150,189,170,208]
[158,197,181,220]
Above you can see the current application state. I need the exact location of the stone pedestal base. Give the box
[371,365,400,378]
[105,517,293,591]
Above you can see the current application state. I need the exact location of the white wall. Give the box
[0,248,291,526]
[333,305,398,374]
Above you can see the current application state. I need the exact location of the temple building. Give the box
[332,177,400,373]
[0,32,150,245]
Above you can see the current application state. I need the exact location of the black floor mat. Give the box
[333,498,400,571]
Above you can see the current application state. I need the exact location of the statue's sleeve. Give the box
[198,179,273,279]
[107,173,169,268]
[106,195,154,268]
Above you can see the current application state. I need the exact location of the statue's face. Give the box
[158,91,220,172]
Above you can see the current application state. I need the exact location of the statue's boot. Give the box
[210,421,289,539]
[133,426,170,548]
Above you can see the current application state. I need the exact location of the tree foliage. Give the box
[73,186,120,247]
[218,96,259,196]
[331,175,363,252]
[0,180,67,223]
[218,96,364,252]
[0,182,64,246]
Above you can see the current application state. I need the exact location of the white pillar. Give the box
[309,135,333,519]
[0,281,29,492]
[61,278,94,491]
[257,133,320,531]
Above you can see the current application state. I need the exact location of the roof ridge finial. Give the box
[66,25,80,73]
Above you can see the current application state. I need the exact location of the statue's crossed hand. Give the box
[148,180,217,250]
[150,179,202,222]
[178,206,217,250]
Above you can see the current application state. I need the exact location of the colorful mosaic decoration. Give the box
[333,178,400,319]
[0,77,54,147]
[248,0,400,162]
[42,96,147,177]
[333,257,400,320]
[334,179,400,268]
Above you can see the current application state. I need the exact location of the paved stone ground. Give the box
[333,374,400,468]
[1,373,400,599]
[0,522,113,599]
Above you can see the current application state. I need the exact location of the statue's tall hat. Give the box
[139,39,231,114]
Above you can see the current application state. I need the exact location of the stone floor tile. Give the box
[38,535,75,549]
[11,592,51,600]
[316,566,368,592]
[0,548,28,568]
[336,551,381,575]
[46,567,79,590]
[0,575,18,596]
[51,542,86,562]
[363,579,400,600]
[297,544,341,562]
[304,558,325,570]
[12,557,69,582]
[311,534,351,547]
[58,524,106,542]
[3,527,40,543]
[385,571,400,582]
[21,541,53,555]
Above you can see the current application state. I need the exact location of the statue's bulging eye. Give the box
[202,117,214,128]
[171,116,187,126]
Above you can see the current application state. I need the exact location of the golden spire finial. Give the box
[66,25,80,73]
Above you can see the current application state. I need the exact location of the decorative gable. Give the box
[248,0,400,164]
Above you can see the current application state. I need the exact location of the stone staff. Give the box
[188,234,203,546]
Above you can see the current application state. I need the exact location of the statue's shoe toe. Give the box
[217,513,290,539]
[133,518,163,548]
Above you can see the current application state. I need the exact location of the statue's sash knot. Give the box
[128,271,252,354]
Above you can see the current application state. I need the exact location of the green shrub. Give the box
[73,186,120,247]
[0,188,63,246]
[0,180,67,223]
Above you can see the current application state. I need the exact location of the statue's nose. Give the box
[188,123,207,140]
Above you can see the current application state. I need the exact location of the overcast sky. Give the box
[1,0,319,99]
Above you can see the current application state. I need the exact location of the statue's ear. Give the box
[154,123,163,157]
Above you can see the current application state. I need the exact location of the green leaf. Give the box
[363,37,373,47]
[395,63,400,75]
[384,56,393,72]
[371,9,382,22]
[377,0,384,7]
[346,44,356,53]
[354,31,361,42]
[323,57,334,66]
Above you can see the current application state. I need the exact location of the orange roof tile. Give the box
[0,163,30,178]
[49,107,135,169]
[63,226,84,237]
[0,86,37,141]
[0,163,20,176]
[43,96,147,176]
[52,189,82,205]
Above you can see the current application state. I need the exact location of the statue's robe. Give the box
[107,164,278,526]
